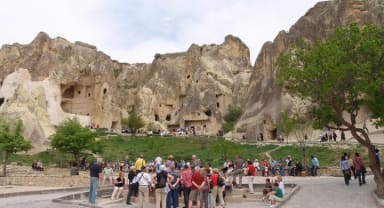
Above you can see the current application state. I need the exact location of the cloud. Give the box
[0,0,321,63]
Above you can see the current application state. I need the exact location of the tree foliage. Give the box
[222,105,243,133]
[277,24,384,197]
[277,111,296,143]
[0,119,32,176]
[127,112,145,133]
[50,118,104,165]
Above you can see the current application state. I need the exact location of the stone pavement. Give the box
[0,175,379,208]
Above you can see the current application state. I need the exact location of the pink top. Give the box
[182,168,193,188]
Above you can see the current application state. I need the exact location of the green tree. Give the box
[50,118,104,166]
[0,119,32,176]
[222,105,242,133]
[127,112,145,135]
[277,24,384,197]
[277,111,297,144]
[121,117,129,129]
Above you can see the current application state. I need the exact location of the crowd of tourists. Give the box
[86,153,323,207]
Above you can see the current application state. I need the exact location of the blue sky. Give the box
[0,0,321,63]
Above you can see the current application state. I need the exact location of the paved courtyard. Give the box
[0,175,378,208]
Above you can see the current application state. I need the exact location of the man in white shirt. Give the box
[134,166,151,208]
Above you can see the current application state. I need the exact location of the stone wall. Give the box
[0,175,90,187]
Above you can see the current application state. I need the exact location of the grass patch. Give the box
[2,135,370,169]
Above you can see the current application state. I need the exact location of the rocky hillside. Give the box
[0,0,383,152]
[237,0,384,140]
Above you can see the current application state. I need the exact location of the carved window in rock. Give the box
[63,86,75,98]
[103,88,107,95]
[0,97,4,107]
[154,114,159,121]
[204,110,212,117]
[166,114,171,121]
[216,102,220,108]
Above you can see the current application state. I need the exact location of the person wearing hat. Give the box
[210,168,225,207]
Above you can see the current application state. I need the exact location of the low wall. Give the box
[0,175,90,187]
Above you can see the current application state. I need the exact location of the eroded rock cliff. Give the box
[0,0,383,152]
[238,0,384,140]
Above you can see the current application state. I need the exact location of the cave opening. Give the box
[154,114,159,121]
[103,88,107,95]
[63,86,75,98]
[216,102,220,108]
[166,114,171,121]
[204,110,212,117]
[0,97,4,107]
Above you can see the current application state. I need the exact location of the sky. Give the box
[0,0,322,64]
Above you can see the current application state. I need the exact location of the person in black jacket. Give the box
[126,166,137,205]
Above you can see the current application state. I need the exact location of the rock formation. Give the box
[0,32,121,152]
[0,0,383,152]
[237,0,384,140]
[116,35,252,135]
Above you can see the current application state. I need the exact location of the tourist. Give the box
[277,176,285,196]
[247,160,256,194]
[278,158,286,176]
[153,165,172,208]
[210,168,225,207]
[70,162,79,176]
[189,166,205,208]
[353,152,366,186]
[111,171,125,200]
[165,155,176,169]
[341,131,346,142]
[253,159,260,174]
[340,155,351,185]
[89,158,103,205]
[293,160,303,176]
[102,163,114,185]
[376,148,381,168]
[232,155,244,188]
[270,159,277,176]
[167,166,180,208]
[135,154,146,173]
[126,166,137,205]
[286,156,293,176]
[36,160,44,171]
[262,178,272,196]
[261,159,269,177]
[181,164,193,208]
[199,167,212,208]
[265,183,284,206]
[348,154,356,179]
[191,154,201,170]
[311,155,320,176]
[135,166,152,208]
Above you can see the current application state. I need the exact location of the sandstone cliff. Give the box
[238,0,384,140]
[0,32,121,152]
[116,35,252,135]
[1,0,384,152]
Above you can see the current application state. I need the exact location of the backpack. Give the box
[156,171,167,188]
[218,176,225,187]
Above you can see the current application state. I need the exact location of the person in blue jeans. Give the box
[166,166,180,208]
[89,159,103,205]
[311,155,320,176]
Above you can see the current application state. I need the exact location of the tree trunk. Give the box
[367,145,384,198]
[2,151,8,177]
